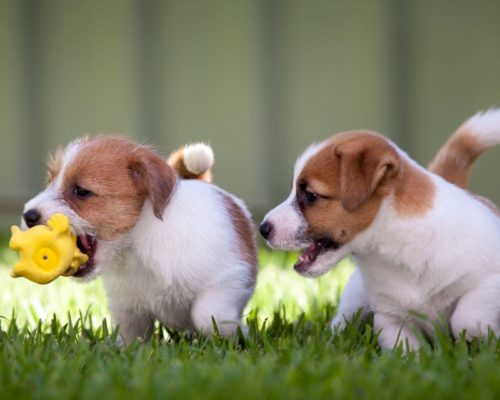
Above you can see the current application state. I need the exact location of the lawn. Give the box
[0,243,499,399]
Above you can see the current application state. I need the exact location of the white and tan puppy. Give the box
[22,137,257,344]
[260,110,500,350]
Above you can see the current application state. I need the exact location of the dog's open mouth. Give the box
[294,238,340,273]
[69,234,98,278]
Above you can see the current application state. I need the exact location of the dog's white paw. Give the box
[330,315,347,333]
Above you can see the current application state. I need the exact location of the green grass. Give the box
[0,245,499,399]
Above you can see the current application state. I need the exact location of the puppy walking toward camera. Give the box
[260,110,500,351]
[22,137,257,344]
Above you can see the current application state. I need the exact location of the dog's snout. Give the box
[259,221,273,240]
[23,209,41,228]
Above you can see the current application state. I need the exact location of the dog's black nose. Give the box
[23,209,41,228]
[259,221,273,240]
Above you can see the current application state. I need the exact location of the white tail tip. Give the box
[463,108,500,148]
[183,143,214,175]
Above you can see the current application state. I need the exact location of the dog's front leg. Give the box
[374,313,421,352]
[331,267,372,332]
[109,304,155,346]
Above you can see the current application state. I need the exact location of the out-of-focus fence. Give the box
[1,0,500,228]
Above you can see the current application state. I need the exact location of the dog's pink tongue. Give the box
[294,241,325,272]
[79,235,90,251]
[299,242,321,263]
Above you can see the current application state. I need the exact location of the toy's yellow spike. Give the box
[10,261,27,278]
[9,226,24,251]
[47,213,70,234]
[10,259,66,284]
[9,213,89,285]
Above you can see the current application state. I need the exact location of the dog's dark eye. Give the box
[72,185,93,199]
[305,190,317,204]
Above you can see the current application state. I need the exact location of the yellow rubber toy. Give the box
[9,213,88,284]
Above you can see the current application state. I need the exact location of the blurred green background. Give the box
[1,0,500,229]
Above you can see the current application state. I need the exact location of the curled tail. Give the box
[168,143,214,182]
[429,109,500,188]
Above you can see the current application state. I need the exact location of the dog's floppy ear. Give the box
[335,136,399,212]
[128,147,177,220]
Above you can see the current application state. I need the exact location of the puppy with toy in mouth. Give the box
[22,136,257,344]
[260,110,500,351]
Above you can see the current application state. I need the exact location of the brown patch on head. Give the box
[168,147,212,182]
[297,131,435,246]
[61,136,177,240]
[47,147,63,184]
[219,191,257,282]
[428,130,483,189]
[297,131,400,245]
[334,133,400,212]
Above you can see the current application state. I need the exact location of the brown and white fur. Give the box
[22,137,257,344]
[260,109,500,350]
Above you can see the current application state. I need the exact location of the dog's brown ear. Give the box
[128,147,177,220]
[335,136,399,212]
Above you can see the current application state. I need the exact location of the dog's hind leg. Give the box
[191,286,253,336]
[331,267,372,332]
[450,274,500,340]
